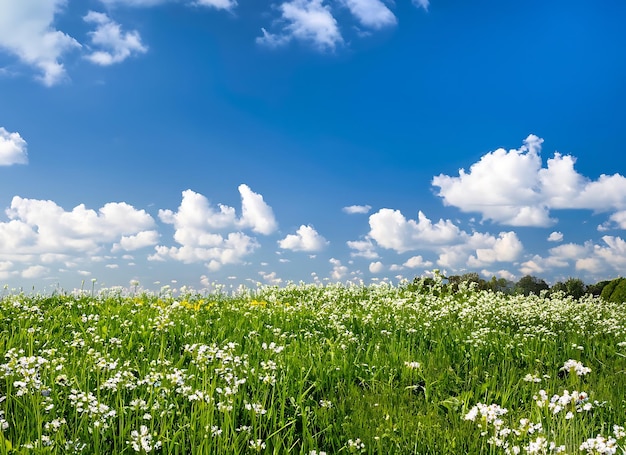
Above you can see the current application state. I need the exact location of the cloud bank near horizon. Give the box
[2,133,626,286]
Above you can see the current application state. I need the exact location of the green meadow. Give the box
[1,278,625,454]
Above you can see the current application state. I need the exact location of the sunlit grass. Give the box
[0,279,625,453]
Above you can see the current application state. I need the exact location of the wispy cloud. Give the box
[412,0,429,11]
[84,11,148,66]
[193,0,238,10]
[341,0,396,29]
[0,127,28,166]
[258,0,343,50]
[343,204,371,214]
[0,0,80,85]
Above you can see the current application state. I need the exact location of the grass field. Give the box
[1,278,625,454]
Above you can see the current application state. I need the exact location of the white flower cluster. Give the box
[0,349,49,396]
[560,359,592,376]
[579,426,626,454]
[533,389,593,415]
[68,389,117,433]
[127,425,162,453]
[0,396,8,431]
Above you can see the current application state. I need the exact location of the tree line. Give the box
[408,272,626,303]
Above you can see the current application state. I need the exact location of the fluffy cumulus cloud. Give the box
[347,238,378,259]
[238,184,278,234]
[548,231,563,242]
[433,135,626,227]
[368,209,461,253]
[435,231,523,271]
[343,204,372,214]
[0,196,157,279]
[341,0,396,29]
[329,257,349,280]
[467,232,524,267]
[368,260,384,273]
[151,185,276,270]
[112,230,160,252]
[0,127,28,166]
[84,11,147,65]
[0,0,80,85]
[257,0,343,50]
[403,255,432,269]
[279,225,329,252]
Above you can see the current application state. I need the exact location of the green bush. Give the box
[600,277,626,302]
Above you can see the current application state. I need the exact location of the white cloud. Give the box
[151,232,258,269]
[99,0,237,8]
[412,0,429,10]
[347,238,378,259]
[84,11,148,66]
[368,208,461,253]
[467,231,523,267]
[433,135,626,227]
[22,265,48,279]
[403,255,432,269]
[593,236,626,271]
[279,225,329,252]
[98,0,169,6]
[158,186,276,239]
[329,257,348,280]
[432,135,552,227]
[193,0,238,10]
[152,186,274,269]
[341,0,396,29]
[257,0,342,50]
[1,196,156,256]
[369,260,384,273]
[519,257,545,276]
[238,184,278,235]
[0,127,28,166]
[598,210,626,231]
[548,231,563,242]
[343,204,372,214]
[0,0,80,85]
[112,230,160,252]
[259,270,282,285]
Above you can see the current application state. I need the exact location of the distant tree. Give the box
[515,275,549,296]
[447,272,487,292]
[564,278,586,300]
[551,278,586,299]
[551,281,567,295]
[485,276,514,294]
[587,280,612,297]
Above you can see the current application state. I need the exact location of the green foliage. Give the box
[514,275,550,296]
[600,277,626,303]
[551,277,586,299]
[587,280,612,296]
[0,284,625,454]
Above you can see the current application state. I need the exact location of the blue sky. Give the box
[1,0,626,292]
